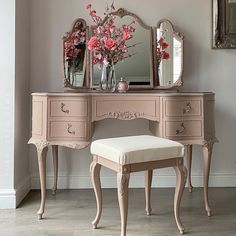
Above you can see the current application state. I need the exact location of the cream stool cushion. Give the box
[91,135,184,165]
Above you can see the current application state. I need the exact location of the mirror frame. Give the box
[90,8,154,90]
[63,18,90,89]
[153,19,184,89]
[213,0,236,48]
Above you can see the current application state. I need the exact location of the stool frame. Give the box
[90,155,187,236]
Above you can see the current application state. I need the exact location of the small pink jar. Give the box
[117,77,129,93]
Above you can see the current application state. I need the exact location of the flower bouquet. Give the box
[156,35,170,84]
[156,37,170,67]
[86,3,137,91]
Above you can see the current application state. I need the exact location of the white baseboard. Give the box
[0,176,31,209]
[30,172,236,189]
[0,189,16,209]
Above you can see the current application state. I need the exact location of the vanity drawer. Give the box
[48,121,87,139]
[164,120,202,138]
[93,96,159,121]
[164,99,202,117]
[49,99,88,118]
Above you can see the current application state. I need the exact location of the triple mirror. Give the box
[63,8,184,90]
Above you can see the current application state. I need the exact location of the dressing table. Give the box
[28,8,217,219]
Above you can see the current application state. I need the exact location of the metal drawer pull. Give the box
[176,123,186,134]
[67,123,75,135]
[61,103,69,114]
[183,102,191,114]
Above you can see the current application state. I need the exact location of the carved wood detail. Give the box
[105,111,145,120]
[102,8,151,30]
[28,138,49,152]
[202,137,218,149]
[64,142,90,149]
[28,138,90,150]
[117,173,130,197]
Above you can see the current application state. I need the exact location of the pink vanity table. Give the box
[28,7,217,220]
[28,91,216,219]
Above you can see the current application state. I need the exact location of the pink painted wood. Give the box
[28,91,217,219]
[90,155,187,236]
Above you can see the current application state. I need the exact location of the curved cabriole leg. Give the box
[117,172,130,236]
[174,163,187,234]
[52,145,58,195]
[37,146,48,220]
[90,160,102,229]
[144,170,153,215]
[186,145,193,193]
[202,143,213,217]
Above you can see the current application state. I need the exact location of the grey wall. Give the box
[29,0,236,189]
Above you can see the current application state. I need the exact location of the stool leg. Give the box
[90,161,102,229]
[202,143,213,217]
[52,145,58,195]
[144,170,153,215]
[186,145,193,193]
[117,172,130,236]
[174,164,187,234]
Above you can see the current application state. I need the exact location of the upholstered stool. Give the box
[90,135,187,236]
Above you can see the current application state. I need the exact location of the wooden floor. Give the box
[0,188,236,236]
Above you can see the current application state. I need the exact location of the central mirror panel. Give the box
[92,8,153,89]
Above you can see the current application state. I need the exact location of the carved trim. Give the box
[102,8,151,30]
[202,137,218,149]
[63,18,87,41]
[60,142,90,150]
[117,173,130,197]
[28,138,90,150]
[174,80,183,87]
[28,139,49,152]
[105,111,145,120]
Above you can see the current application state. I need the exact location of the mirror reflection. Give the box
[155,20,183,87]
[63,19,87,88]
[92,10,153,88]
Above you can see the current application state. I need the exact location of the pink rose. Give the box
[162,42,169,49]
[86,4,92,9]
[92,57,99,64]
[163,51,170,60]
[109,25,116,33]
[122,31,132,40]
[104,38,117,50]
[88,36,100,50]
[90,10,96,16]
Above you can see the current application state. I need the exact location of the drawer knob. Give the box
[61,103,69,114]
[176,123,186,135]
[183,102,191,114]
[67,123,75,135]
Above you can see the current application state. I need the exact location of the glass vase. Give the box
[99,61,116,92]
